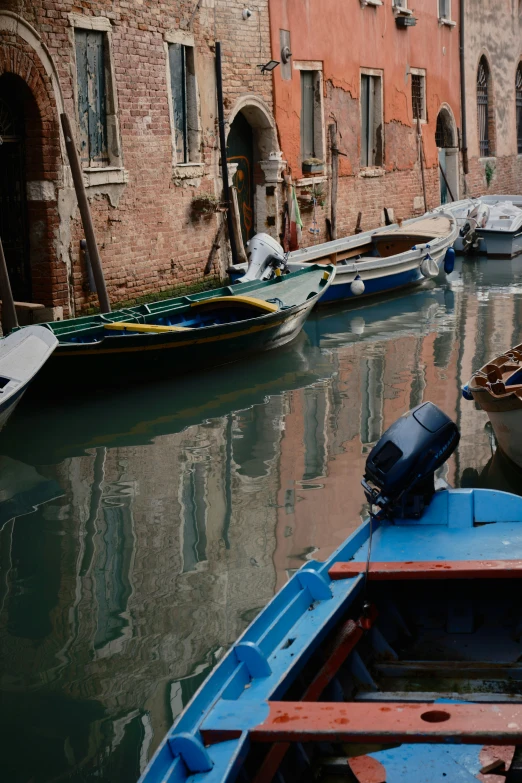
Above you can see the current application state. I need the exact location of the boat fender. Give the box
[444,247,456,275]
[420,254,439,278]
[461,384,474,401]
[350,275,365,296]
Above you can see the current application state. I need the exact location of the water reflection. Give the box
[1,257,522,781]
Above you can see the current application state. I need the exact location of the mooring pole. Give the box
[0,236,19,334]
[60,112,111,313]
[215,42,238,266]
[417,117,428,213]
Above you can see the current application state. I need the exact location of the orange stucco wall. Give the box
[269,0,460,176]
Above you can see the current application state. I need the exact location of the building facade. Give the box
[0,1,281,317]
[462,0,522,196]
[267,0,462,240]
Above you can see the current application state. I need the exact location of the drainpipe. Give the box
[459,0,469,175]
[215,42,239,266]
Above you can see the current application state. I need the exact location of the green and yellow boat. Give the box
[33,264,334,391]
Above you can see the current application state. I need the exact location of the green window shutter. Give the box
[361,74,369,167]
[169,43,188,163]
[301,71,315,160]
[75,30,108,166]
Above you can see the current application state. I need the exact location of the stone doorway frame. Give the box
[435,104,459,204]
[226,95,286,241]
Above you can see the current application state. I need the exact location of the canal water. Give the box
[1,256,522,782]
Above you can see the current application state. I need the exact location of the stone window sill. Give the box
[361,0,383,6]
[394,6,413,15]
[359,168,385,178]
[83,167,129,187]
[296,175,328,186]
[173,163,205,179]
[439,18,456,27]
[479,156,496,163]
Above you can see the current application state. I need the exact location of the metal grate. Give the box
[477,60,489,157]
[411,74,424,121]
[515,65,522,155]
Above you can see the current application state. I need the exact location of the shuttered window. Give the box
[477,58,490,157]
[300,71,315,159]
[75,30,109,167]
[168,43,199,164]
[438,0,451,19]
[517,66,522,154]
[361,73,383,168]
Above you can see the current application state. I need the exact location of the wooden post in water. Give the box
[417,116,428,214]
[60,112,111,313]
[329,124,339,264]
[0,236,19,334]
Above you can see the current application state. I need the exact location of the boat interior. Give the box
[239,575,522,782]
[49,295,284,344]
[471,345,522,397]
[336,217,453,265]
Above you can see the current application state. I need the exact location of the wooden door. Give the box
[0,95,31,301]
[227,112,254,247]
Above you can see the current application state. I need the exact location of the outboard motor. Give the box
[362,402,460,519]
[459,202,490,252]
[236,233,289,283]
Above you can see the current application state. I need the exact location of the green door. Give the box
[227,112,254,247]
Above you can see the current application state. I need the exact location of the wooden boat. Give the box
[434,195,522,257]
[33,265,334,392]
[0,325,57,431]
[465,343,522,469]
[228,213,458,304]
[140,402,522,783]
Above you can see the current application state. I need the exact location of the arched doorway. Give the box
[227,112,254,247]
[0,74,32,300]
[435,107,459,204]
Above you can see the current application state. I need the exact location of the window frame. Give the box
[477,56,492,158]
[410,68,427,123]
[164,31,202,174]
[360,68,384,170]
[516,63,522,155]
[294,61,325,169]
[438,0,455,26]
[68,14,126,188]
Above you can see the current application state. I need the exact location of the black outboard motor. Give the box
[362,402,460,519]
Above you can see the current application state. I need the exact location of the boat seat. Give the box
[328,560,522,580]
[103,322,190,333]
[190,295,279,313]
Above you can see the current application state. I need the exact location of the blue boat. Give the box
[140,403,522,783]
[228,213,458,305]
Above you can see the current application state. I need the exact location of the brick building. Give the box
[267,0,462,241]
[0,1,281,317]
[461,0,522,197]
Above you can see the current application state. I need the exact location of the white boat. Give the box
[464,344,522,469]
[434,195,522,257]
[229,212,458,304]
[0,325,58,432]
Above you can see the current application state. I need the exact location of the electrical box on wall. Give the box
[280,30,291,80]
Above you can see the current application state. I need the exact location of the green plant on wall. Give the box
[485,161,495,187]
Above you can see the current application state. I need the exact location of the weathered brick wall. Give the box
[463,0,522,198]
[1,0,273,315]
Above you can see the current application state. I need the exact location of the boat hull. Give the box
[470,389,522,469]
[476,228,522,258]
[35,295,317,392]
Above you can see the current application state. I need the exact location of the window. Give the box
[296,64,324,165]
[393,0,408,8]
[477,57,491,157]
[515,63,522,155]
[301,71,315,159]
[411,70,426,121]
[75,30,109,166]
[438,0,451,20]
[361,72,383,167]
[168,43,199,164]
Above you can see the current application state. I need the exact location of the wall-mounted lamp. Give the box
[281,45,292,64]
[257,60,280,74]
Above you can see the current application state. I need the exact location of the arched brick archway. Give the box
[0,30,68,314]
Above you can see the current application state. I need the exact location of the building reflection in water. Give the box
[1,258,522,781]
